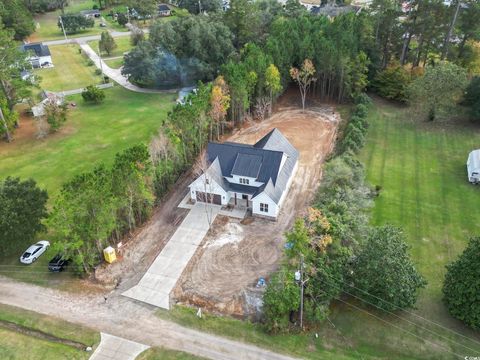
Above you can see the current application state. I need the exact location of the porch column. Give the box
[234,193,237,205]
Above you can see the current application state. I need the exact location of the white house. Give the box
[188,128,299,219]
[20,43,53,68]
[467,149,480,184]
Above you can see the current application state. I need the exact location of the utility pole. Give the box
[299,254,304,330]
[98,43,105,84]
[441,0,462,60]
[58,16,68,43]
[295,255,306,330]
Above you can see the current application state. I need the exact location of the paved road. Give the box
[89,333,149,360]
[0,277,297,360]
[79,43,175,94]
[43,30,133,46]
[123,203,220,309]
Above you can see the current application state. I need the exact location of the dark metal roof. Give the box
[205,128,299,204]
[21,43,51,57]
[231,153,263,178]
[80,9,100,15]
[158,4,170,11]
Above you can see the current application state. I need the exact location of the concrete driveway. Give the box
[123,203,220,309]
[89,333,149,360]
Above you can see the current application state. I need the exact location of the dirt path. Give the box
[174,106,340,316]
[0,276,296,360]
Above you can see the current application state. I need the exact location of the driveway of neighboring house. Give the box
[89,333,149,360]
[122,203,220,309]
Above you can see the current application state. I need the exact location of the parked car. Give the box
[20,241,50,264]
[48,254,69,272]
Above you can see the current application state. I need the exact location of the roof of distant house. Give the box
[20,42,51,57]
[205,128,299,203]
[158,4,170,11]
[311,4,362,16]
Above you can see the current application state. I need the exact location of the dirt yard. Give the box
[173,103,340,317]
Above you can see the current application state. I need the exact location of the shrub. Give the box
[92,4,98,9]
[372,64,411,102]
[87,59,94,66]
[350,226,427,311]
[95,68,102,75]
[117,13,128,27]
[81,85,106,104]
[354,93,372,106]
[443,237,480,330]
[353,103,368,118]
[464,76,480,121]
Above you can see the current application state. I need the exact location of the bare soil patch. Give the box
[173,104,340,317]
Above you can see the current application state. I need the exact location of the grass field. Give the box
[28,0,128,42]
[105,57,124,69]
[0,304,99,359]
[88,36,133,58]
[35,44,100,92]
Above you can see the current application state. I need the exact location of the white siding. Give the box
[188,174,230,205]
[252,192,278,218]
[225,174,263,187]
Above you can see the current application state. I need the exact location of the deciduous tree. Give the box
[99,31,117,56]
[290,59,316,111]
[443,237,480,330]
[0,177,48,256]
[350,226,427,311]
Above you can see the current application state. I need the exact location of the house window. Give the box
[239,178,249,185]
[260,203,269,213]
[205,178,210,184]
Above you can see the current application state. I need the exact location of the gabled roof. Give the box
[21,43,51,57]
[158,4,170,11]
[231,153,263,178]
[205,128,299,204]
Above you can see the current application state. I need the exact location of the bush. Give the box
[354,93,372,106]
[350,226,427,311]
[372,64,411,102]
[464,76,480,121]
[443,237,480,330]
[81,85,106,104]
[117,13,128,27]
[87,59,94,66]
[353,103,368,118]
[95,68,102,75]
[92,4,98,9]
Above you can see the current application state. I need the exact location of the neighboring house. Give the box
[80,9,101,18]
[20,43,53,68]
[310,4,362,17]
[467,149,480,184]
[21,70,33,81]
[158,4,171,16]
[188,128,299,219]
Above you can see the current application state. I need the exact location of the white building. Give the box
[20,43,53,68]
[188,128,298,219]
[467,149,480,184]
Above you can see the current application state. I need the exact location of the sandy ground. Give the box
[173,103,340,317]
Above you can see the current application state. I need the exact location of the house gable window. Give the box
[260,203,268,213]
[239,177,250,185]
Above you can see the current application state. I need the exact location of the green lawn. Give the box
[1,87,175,197]
[0,328,88,360]
[105,57,123,69]
[29,0,128,42]
[0,304,99,360]
[88,36,133,58]
[156,99,480,359]
[137,347,207,360]
[35,44,100,92]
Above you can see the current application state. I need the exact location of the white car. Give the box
[20,241,50,264]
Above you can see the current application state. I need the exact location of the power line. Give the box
[317,269,480,348]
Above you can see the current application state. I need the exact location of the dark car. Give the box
[48,254,69,272]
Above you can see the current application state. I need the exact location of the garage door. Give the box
[196,191,221,205]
